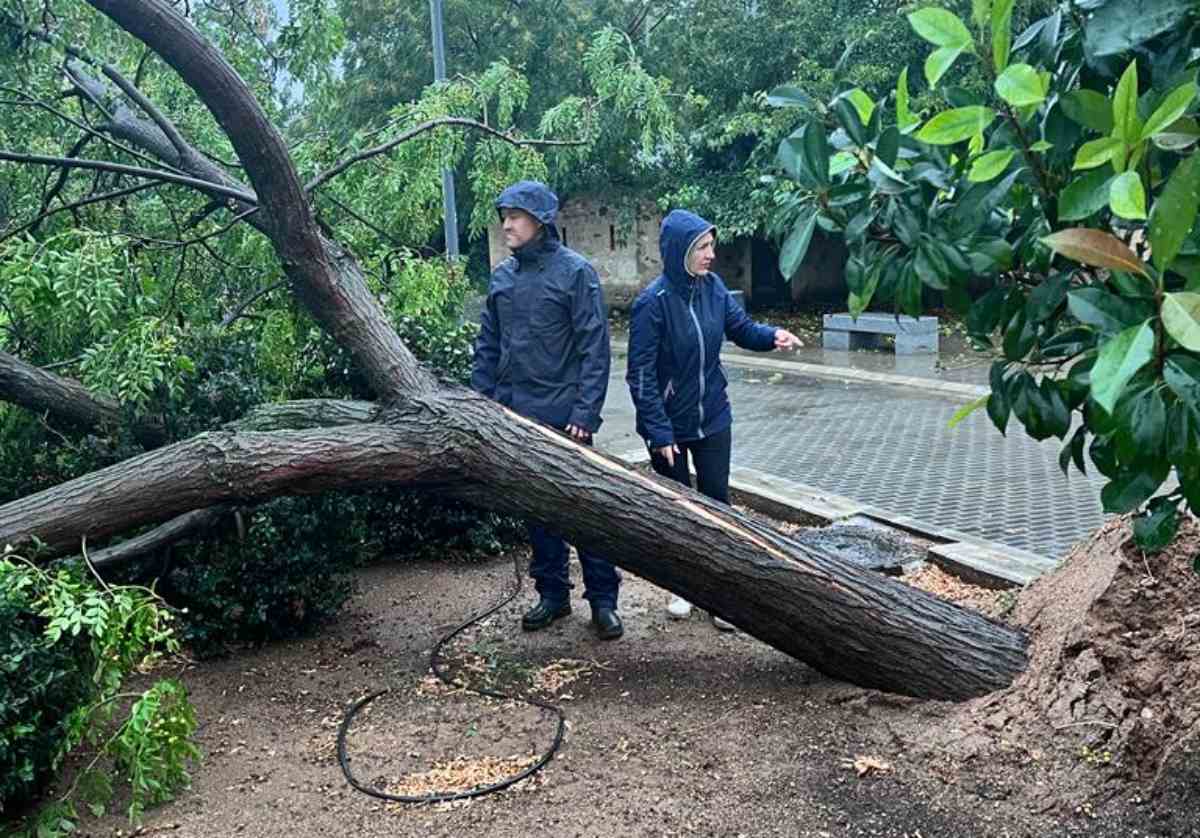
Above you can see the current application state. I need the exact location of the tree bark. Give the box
[0,389,1027,701]
[0,350,165,446]
[87,504,233,570]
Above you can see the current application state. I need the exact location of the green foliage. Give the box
[0,550,198,835]
[157,494,361,656]
[766,0,1200,550]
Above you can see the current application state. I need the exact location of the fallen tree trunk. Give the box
[0,0,1032,704]
[0,390,1028,700]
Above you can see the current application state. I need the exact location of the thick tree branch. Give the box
[1,81,186,175]
[88,504,233,570]
[0,349,166,446]
[97,58,192,163]
[0,150,257,204]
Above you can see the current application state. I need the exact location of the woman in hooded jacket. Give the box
[626,209,802,630]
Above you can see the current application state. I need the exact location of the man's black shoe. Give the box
[522,599,571,631]
[591,607,624,640]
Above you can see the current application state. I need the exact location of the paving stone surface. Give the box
[600,357,1107,563]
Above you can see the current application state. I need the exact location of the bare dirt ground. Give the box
[64,526,1200,838]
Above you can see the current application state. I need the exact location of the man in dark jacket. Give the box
[471,180,623,640]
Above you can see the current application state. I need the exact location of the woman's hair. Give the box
[685,229,716,276]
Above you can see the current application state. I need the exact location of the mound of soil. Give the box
[966,517,1200,789]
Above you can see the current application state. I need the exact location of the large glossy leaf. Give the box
[779,209,818,278]
[1164,353,1200,409]
[1058,169,1116,221]
[1060,89,1114,134]
[1166,400,1200,469]
[766,86,815,109]
[969,238,1015,274]
[1059,425,1089,477]
[1149,154,1200,272]
[875,126,900,170]
[845,207,876,242]
[1003,307,1037,361]
[1113,60,1142,144]
[1068,287,1152,335]
[1141,82,1198,140]
[916,107,995,145]
[833,98,867,146]
[867,158,910,194]
[1072,136,1123,170]
[992,0,1016,72]
[987,362,1012,433]
[925,46,966,88]
[1109,171,1148,220]
[776,136,809,183]
[952,168,1023,234]
[1090,320,1156,413]
[843,88,876,125]
[1100,461,1170,514]
[829,151,857,177]
[898,262,923,317]
[1152,117,1200,151]
[968,149,1015,182]
[1027,273,1070,322]
[1042,228,1151,276]
[1115,385,1167,462]
[1085,0,1193,58]
[1132,496,1180,552]
[896,67,919,134]
[994,63,1045,107]
[801,120,831,188]
[908,8,973,48]
[1043,330,1096,364]
[1162,292,1200,351]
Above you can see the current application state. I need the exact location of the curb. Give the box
[609,339,989,401]
[605,439,1057,590]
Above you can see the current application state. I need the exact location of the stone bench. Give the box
[822,312,939,354]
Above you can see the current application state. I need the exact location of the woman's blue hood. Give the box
[659,209,715,286]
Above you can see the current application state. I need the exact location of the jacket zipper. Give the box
[688,283,706,439]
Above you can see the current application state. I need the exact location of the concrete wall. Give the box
[487,197,752,310]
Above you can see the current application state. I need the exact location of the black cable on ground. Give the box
[336,551,567,804]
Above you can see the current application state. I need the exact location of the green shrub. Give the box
[0,573,93,815]
[158,494,360,657]
[0,551,198,836]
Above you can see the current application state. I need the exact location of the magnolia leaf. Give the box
[1091,321,1156,413]
[1109,171,1148,220]
[909,8,974,49]
[1162,292,1200,351]
[916,106,995,145]
[1149,153,1200,272]
[1073,136,1124,170]
[968,149,1016,182]
[1113,60,1142,143]
[1041,228,1150,276]
[1141,82,1198,140]
[925,46,965,88]
[994,63,1045,107]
